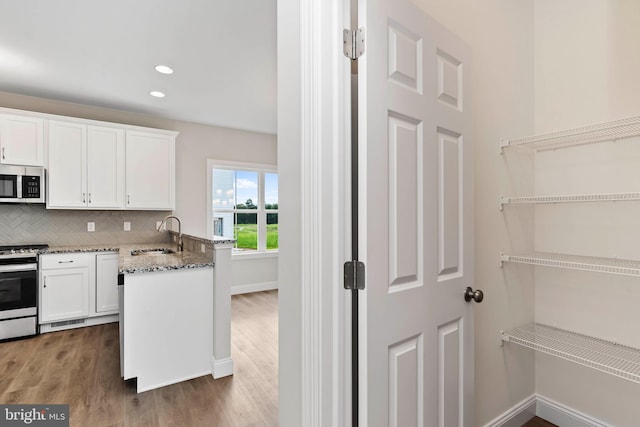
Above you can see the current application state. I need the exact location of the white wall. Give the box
[534,1,609,130]
[408,2,536,425]
[277,0,304,424]
[0,91,278,291]
[535,0,640,130]
[534,1,640,425]
[231,254,278,295]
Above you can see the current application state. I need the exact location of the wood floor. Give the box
[0,290,278,427]
[522,416,557,427]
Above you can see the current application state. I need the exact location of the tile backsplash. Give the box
[0,204,172,246]
[172,232,215,260]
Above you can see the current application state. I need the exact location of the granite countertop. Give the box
[42,243,214,274]
[43,245,120,254]
[118,243,214,274]
[167,231,236,246]
[211,236,236,245]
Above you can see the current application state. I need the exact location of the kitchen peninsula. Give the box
[44,234,235,393]
[119,235,235,393]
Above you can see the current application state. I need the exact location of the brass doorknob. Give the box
[464,287,484,303]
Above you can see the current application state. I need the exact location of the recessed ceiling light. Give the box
[150,91,166,98]
[155,65,174,74]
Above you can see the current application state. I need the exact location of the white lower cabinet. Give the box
[39,251,119,332]
[40,266,90,322]
[96,253,119,313]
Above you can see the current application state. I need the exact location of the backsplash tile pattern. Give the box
[173,232,215,260]
[0,204,172,246]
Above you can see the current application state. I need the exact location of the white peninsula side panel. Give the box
[122,267,214,392]
[212,242,234,378]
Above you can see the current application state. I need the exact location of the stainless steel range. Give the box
[0,244,48,340]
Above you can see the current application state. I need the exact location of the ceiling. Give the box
[0,0,277,135]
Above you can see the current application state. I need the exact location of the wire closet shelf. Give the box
[500,115,640,152]
[501,323,640,384]
[500,252,640,277]
[500,192,640,209]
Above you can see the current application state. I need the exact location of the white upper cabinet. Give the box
[0,107,177,210]
[48,122,125,209]
[125,130,176,210]
[0,114,44,166]
[47,121,87,208]
[87,126,125,208]
[48,122,176,210]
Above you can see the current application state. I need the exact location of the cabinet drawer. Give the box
[40,253,91,270]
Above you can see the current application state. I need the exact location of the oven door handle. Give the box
[0,263,37,273]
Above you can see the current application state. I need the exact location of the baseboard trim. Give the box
[483,394,536,427]
[39,314,118,334]
[536,395,609,427]
[484,394,611,427]
[231,281,278,295]
[211,356,234,379]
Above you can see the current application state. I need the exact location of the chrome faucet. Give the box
[157,215,183,251]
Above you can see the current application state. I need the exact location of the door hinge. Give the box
[343,28,365,60]
[344,261,365,290]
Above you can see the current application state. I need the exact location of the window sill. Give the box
[232,251,279,261]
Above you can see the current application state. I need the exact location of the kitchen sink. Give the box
[130,248,176,256]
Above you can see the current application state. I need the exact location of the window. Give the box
[211,163,278,254]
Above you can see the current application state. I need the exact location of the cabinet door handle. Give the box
[83,193,86,203]
[88,193,92,203]
[1,147,5,160]
[43,277,46,288]
[58,260,74,264]
[127,195,130,204]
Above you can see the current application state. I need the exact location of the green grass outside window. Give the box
[234,224,279,250]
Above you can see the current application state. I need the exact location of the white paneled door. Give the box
[361,0,474,425]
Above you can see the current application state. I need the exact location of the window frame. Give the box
[207,159,278,256]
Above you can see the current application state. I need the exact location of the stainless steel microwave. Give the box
[0,165,45,203]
